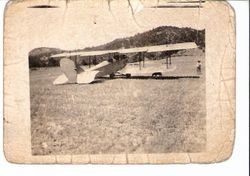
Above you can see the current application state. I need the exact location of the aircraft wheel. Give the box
[110,73,115,79]
[125,74,131,78]
[152,72,162,79]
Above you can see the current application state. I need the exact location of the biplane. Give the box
[50,42,197,85]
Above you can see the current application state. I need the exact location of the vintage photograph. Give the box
[29,20,206,155]
[3,0,236,164]
[27,1,207,156]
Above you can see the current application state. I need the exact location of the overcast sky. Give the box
[6,0,206,50]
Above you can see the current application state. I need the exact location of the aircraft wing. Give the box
[119,42,198,54]
[146,42,197,53]
[119,42,197,54]
[51,42,197,58]
[51,49,119,58]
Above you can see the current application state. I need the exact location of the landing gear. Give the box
[152,72,162,79]
[109,73,115,79]
[125,74,131,78]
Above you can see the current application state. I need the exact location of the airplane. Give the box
[50,42,198,85]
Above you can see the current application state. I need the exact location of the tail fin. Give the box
[53,58,77,85]
[53,57,99,85]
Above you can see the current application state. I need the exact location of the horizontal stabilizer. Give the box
[53,74,69,85]
[77,71,99,84]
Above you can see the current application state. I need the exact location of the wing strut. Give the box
[142,52,145,68]
[165,55,172,69]
[88,57,91,68]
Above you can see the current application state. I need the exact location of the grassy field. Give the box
[30,50,206,155]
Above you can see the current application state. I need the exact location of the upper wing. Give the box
[50,42,197,58]
[119,42,197,53]
[146,42,197,53]
[50,49,119,58]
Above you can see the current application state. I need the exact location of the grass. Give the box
[30,50,206,155]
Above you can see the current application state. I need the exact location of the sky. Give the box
[5,0,206,50]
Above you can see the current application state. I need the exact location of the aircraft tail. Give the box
[53,74,69,85]
[77,70,99,84]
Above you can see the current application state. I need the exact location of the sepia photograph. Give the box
[28,2,206,155]
[3,0,235,164]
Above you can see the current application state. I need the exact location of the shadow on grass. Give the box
[99,75,200,80]
[53,76,200,86]
[90,80,106,84]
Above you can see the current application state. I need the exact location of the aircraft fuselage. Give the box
[86,56,127,78]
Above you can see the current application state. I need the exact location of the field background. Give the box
[30,49,206,155]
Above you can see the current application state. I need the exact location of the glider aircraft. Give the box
[50,42,197,85]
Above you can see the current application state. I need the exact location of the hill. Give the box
[84,26,205,51]
[29,47,64,67]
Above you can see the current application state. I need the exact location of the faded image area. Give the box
[28,0,206,155]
